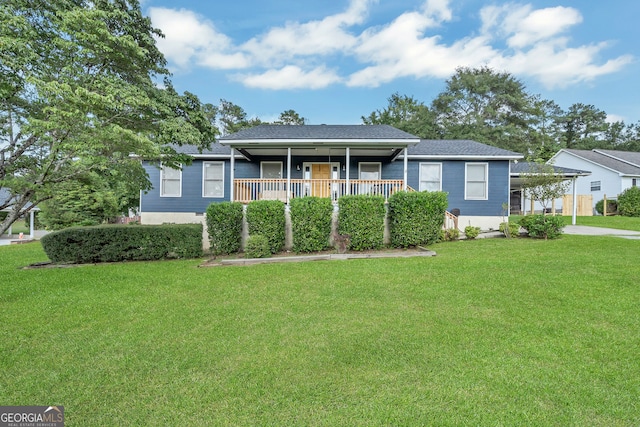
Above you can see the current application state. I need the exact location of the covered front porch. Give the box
[233,178,407,203]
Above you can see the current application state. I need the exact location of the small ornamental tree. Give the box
[521,162,569,213]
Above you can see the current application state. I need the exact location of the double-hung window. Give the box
[160,164,181,197]
[419,163,442,191]
[203,162,224,198]
[465,163,488,200]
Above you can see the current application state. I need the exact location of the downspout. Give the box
[29,210,34,239]
[230,148,235,202]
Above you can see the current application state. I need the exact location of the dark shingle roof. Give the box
[172,142,231,156]
[510,162,590,176]
[408,140,522,158]
[562,149,640,175]
[594,149,640,170]
[219,124,420,141]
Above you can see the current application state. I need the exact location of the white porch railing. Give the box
[233,179,406,203]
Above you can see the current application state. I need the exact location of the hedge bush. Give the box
[519,214,564,239]
[388,191,448,247]
[617,186,640,217]
[245,200,286,254]
[499,222,520,238]
[337,195,385,251]
[464,225,480,239]
[41,223,203,263]
[206,202,244,255]
[290,197,333,253]
[595,199,618,215]
[245,235,270,259]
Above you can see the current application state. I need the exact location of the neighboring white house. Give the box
[549,149,640,210]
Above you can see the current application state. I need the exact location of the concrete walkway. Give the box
[563,225,640,239]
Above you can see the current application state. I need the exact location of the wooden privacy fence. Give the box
[562,194,593,216]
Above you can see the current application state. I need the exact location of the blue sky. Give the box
[143,0,640,126]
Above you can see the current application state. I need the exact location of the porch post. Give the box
[403,148,408,191]
[230,148,235,202]
[29,210,35,239]
[572,177,577,225]
[345,147,350,195]
[287,147,292,204]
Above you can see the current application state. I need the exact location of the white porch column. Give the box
[572,177,577,225]
[29,210,35,238]
[345,147,350,195]
[230,148,235,202]
[287,147,292,204]
[403,148,408,191]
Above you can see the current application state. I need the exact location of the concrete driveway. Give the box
[564,225,640,239]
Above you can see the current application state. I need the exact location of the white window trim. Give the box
[260,161,283,179]
[358,162,382,180]
[419,162,442,192]
[202,161,225,198]
[465,162,488,200]
[160,163,182,198]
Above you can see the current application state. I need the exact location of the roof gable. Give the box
[555,149,640,176]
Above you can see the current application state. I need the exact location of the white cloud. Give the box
[234,66,342,90]
[149,1,633,91]
[241,0,374,66]
[148,7,250,70]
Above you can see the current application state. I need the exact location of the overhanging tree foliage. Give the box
[0,0,217,235]
[520,162,570,212]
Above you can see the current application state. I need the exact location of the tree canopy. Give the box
[0,0,217,234]
[364,66,640,159]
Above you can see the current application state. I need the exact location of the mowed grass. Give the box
[1,237,639,426]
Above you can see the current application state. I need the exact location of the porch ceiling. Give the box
[236,147,403,158]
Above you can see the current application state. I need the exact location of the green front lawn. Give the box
[1,238,639,426]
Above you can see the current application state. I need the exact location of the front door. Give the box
[312,164,331,198]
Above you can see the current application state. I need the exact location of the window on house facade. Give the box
[160,164,181,197]
[419,163,442,191]
[633,178,637,187]
[359,162,381,180]
[203,162,224,198]
[261,162,283,179]
[590,181,601,191]
[465,163,488,200]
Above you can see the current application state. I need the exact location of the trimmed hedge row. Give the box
[246,200,286,254]
[388,191,448,247]
[206,202,244,255]
[338,195,386,251]
[290,197,333,253]
[41,224,203,263]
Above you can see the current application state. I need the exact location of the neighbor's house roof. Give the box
[0,188,39,212]
[551,149,640,176]
[510,162,590,177]
[408,139,522,160]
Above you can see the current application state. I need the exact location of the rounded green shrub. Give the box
[337,195,385,251]
[246,200,286,254]
[617,186,640,217]
[206,202,243,255]
[388,191,448,247]
[499,222,520,238]
[290,197,333,253]
[245,235,270,259]
[464,225,480,239]
[519,214,564,239]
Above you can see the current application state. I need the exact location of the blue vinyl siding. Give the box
[142,160,232,213]
[142,157,511,217]
[407,160,510,216]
